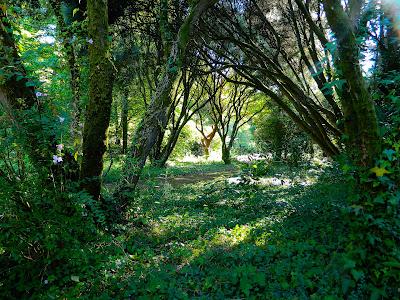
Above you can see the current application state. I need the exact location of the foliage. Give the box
[339,73,400,299]
[2,0,400,298]
[254,109,314,165]
[169,125,198,159]
[0,173,120,299]
[71,162,350,298]
[232,124,257,155]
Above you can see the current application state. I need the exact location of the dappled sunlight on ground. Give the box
[94,162,349,298]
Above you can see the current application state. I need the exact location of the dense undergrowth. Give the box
[2,160,357,299]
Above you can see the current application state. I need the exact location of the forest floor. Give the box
[104,160,239,189]
[88,160,351,299]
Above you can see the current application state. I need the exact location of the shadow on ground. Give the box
[95,165,349,299]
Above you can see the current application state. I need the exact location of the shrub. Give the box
[254,110,313,165]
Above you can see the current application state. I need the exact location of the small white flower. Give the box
[52,155,63,164]
[35,92,43,97]
[56,144,64,151]
[87,38,93,44]
[58,116,65,123]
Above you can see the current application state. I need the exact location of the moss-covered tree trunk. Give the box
[80,0,114,199]
[0,8,36,109]
[323,0,381,166]
[120,0,218,193]
[121,90,128,154]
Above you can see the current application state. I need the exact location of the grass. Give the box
[86,161,351,299]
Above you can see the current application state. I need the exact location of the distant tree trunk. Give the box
[113,100,120,145]
[221,143,231,165]
[201,125,217,159]
[149,126,165,163]
[323,0,381,166]
[121,90,129,154]
[154,122,187,168]
[80,0,114,200]
[120,0,218,193]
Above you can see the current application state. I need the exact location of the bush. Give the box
[340,71,400,298]
[254,110,313,164]
[0,172,113,298]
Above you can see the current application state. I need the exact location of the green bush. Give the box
[340,74,400,298]
[0,174,108,298]
[254,110,313,165]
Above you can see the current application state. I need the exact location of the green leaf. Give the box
[341,278,352,293]
[370,166,390,177]
[343,257,356,269]
[383,149,396,161]
[382,261,400,268]
[350,269,363,281]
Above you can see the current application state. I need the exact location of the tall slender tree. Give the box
[80,0,114,199]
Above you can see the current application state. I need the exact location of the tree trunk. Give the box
[323,0,381,166]
[80,0,114,200]
[221,143,231,165]
[119,0,218,192]
[155,122,187,168]
[113,100,121,145]
[121,90,129,154]
[0,9,36,109]
[149,125,165,163]
[201,125,217,159]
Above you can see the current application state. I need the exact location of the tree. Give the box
[196,121,217,159]
[196,0,342,157]
[322,0,381,166]
[119,0,218,194]
[0,4,51,169]
[208,72,265,164]
[151,66,215,167]
[80,0,114,199]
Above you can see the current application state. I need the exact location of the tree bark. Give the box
[201,125,217,159]
[121,90,129,154]
[0,8,36,109]
[221,143,231,165]
[323,0,381,166]
[120,0,218,192]
[80,0,114,200]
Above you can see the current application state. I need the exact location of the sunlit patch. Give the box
[383,0,400,38]
[210,224,252,246]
